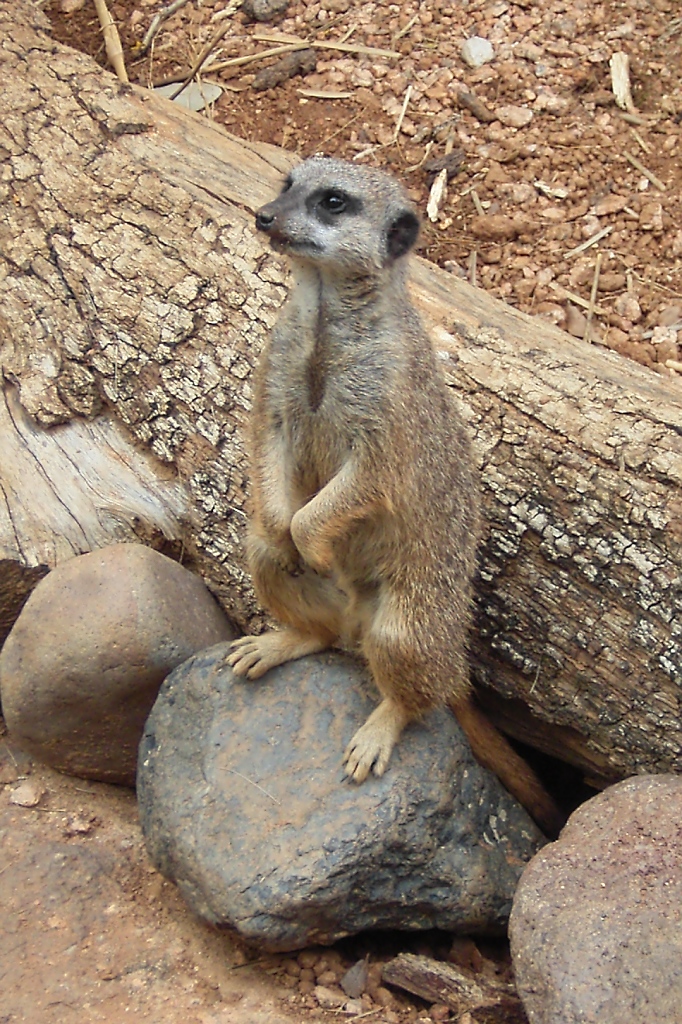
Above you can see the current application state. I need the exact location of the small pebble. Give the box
[461,37,495,68]
[9,780,44,807]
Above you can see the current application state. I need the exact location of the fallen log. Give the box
[0,0,680,786]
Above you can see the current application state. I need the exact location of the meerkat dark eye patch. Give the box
[280,175,293,194]
[386,210,420,260]
[308,188,362,225]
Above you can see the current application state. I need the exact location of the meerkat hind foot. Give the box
[343,699,409,783]
[226,628,330,680]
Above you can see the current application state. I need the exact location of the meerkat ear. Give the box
[386,210,420,261]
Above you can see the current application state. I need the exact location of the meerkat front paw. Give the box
[226,628,331,680]
[289,511,333,575]
[343,699,409,783]
[226,634,278,679]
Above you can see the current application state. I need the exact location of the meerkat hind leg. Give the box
[227,627,331,680]
[343,698,410,783]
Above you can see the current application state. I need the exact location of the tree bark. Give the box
[1,0,680,785]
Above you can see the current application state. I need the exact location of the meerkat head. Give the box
[255,157,420,275]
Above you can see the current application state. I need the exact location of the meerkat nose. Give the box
[255,209,276,233]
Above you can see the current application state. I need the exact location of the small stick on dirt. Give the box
[138,0,191,57]
[405,140,434,173]
[298,88,353,99]
[335,1011,381,1021]
[255,29,399,59]
[584,252,603,344]
[393,84,412,141]
[617,111,658,126]
[169,19,236,100]
[470,189,485,216]
[319,110,363,147]
[392,11,420,43]
[564,224,613,258]
[659,15,682,41]
[666,360,682,372]
[92,0,129,83]
[624,151,667,192]
[187,42,309,81]
[630,127,651,154]
[549,282,608,317]
[642,321,682,338]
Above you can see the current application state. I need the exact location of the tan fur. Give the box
[228,157,563,837]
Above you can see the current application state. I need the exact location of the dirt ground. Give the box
[47,0,682,376]
[6,1,680,1021]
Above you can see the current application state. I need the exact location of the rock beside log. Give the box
[138,643,544,952]
[0,543,236,785]
[510,775,682,1024]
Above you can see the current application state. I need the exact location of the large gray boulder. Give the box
[138,642,545,951]
[0,544,236,785]
[510,774,682,1024]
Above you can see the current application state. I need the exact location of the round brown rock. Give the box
[510,775,682,1024]
[0,544,236,785]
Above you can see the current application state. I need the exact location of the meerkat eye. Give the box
[320,191,348,214]
[280,175,293,194]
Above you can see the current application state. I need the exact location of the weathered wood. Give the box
[382,954,527,1022]
[0,0,680,786]
[0,386,187,640]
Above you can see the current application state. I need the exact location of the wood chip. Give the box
[426,167,448,222]
[456,90,496,123]
[252,48,317,91]
[422,149,464,184]
[381,954,526,1022]
[609,51,635,113]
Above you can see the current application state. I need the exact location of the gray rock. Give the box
[0,544,236,786]
[138,644,545,952]
[510,775,682,1024]
[242,0,289,22]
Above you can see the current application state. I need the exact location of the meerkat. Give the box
[227,156,563,837]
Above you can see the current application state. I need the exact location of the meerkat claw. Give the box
[342,699,407,783]
[225,636,271,679]
[226,629,331,680]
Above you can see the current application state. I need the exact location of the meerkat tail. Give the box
[451,697,564,839]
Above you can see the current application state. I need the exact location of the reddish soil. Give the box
[48,0,682,376]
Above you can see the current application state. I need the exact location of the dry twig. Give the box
[255,29,399,59]
[584,252,603,344]
[624,151,667,192]
[92,0,128,83]
[564,225,613,259]
[138,0,191,57]
[169,18,236,100]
